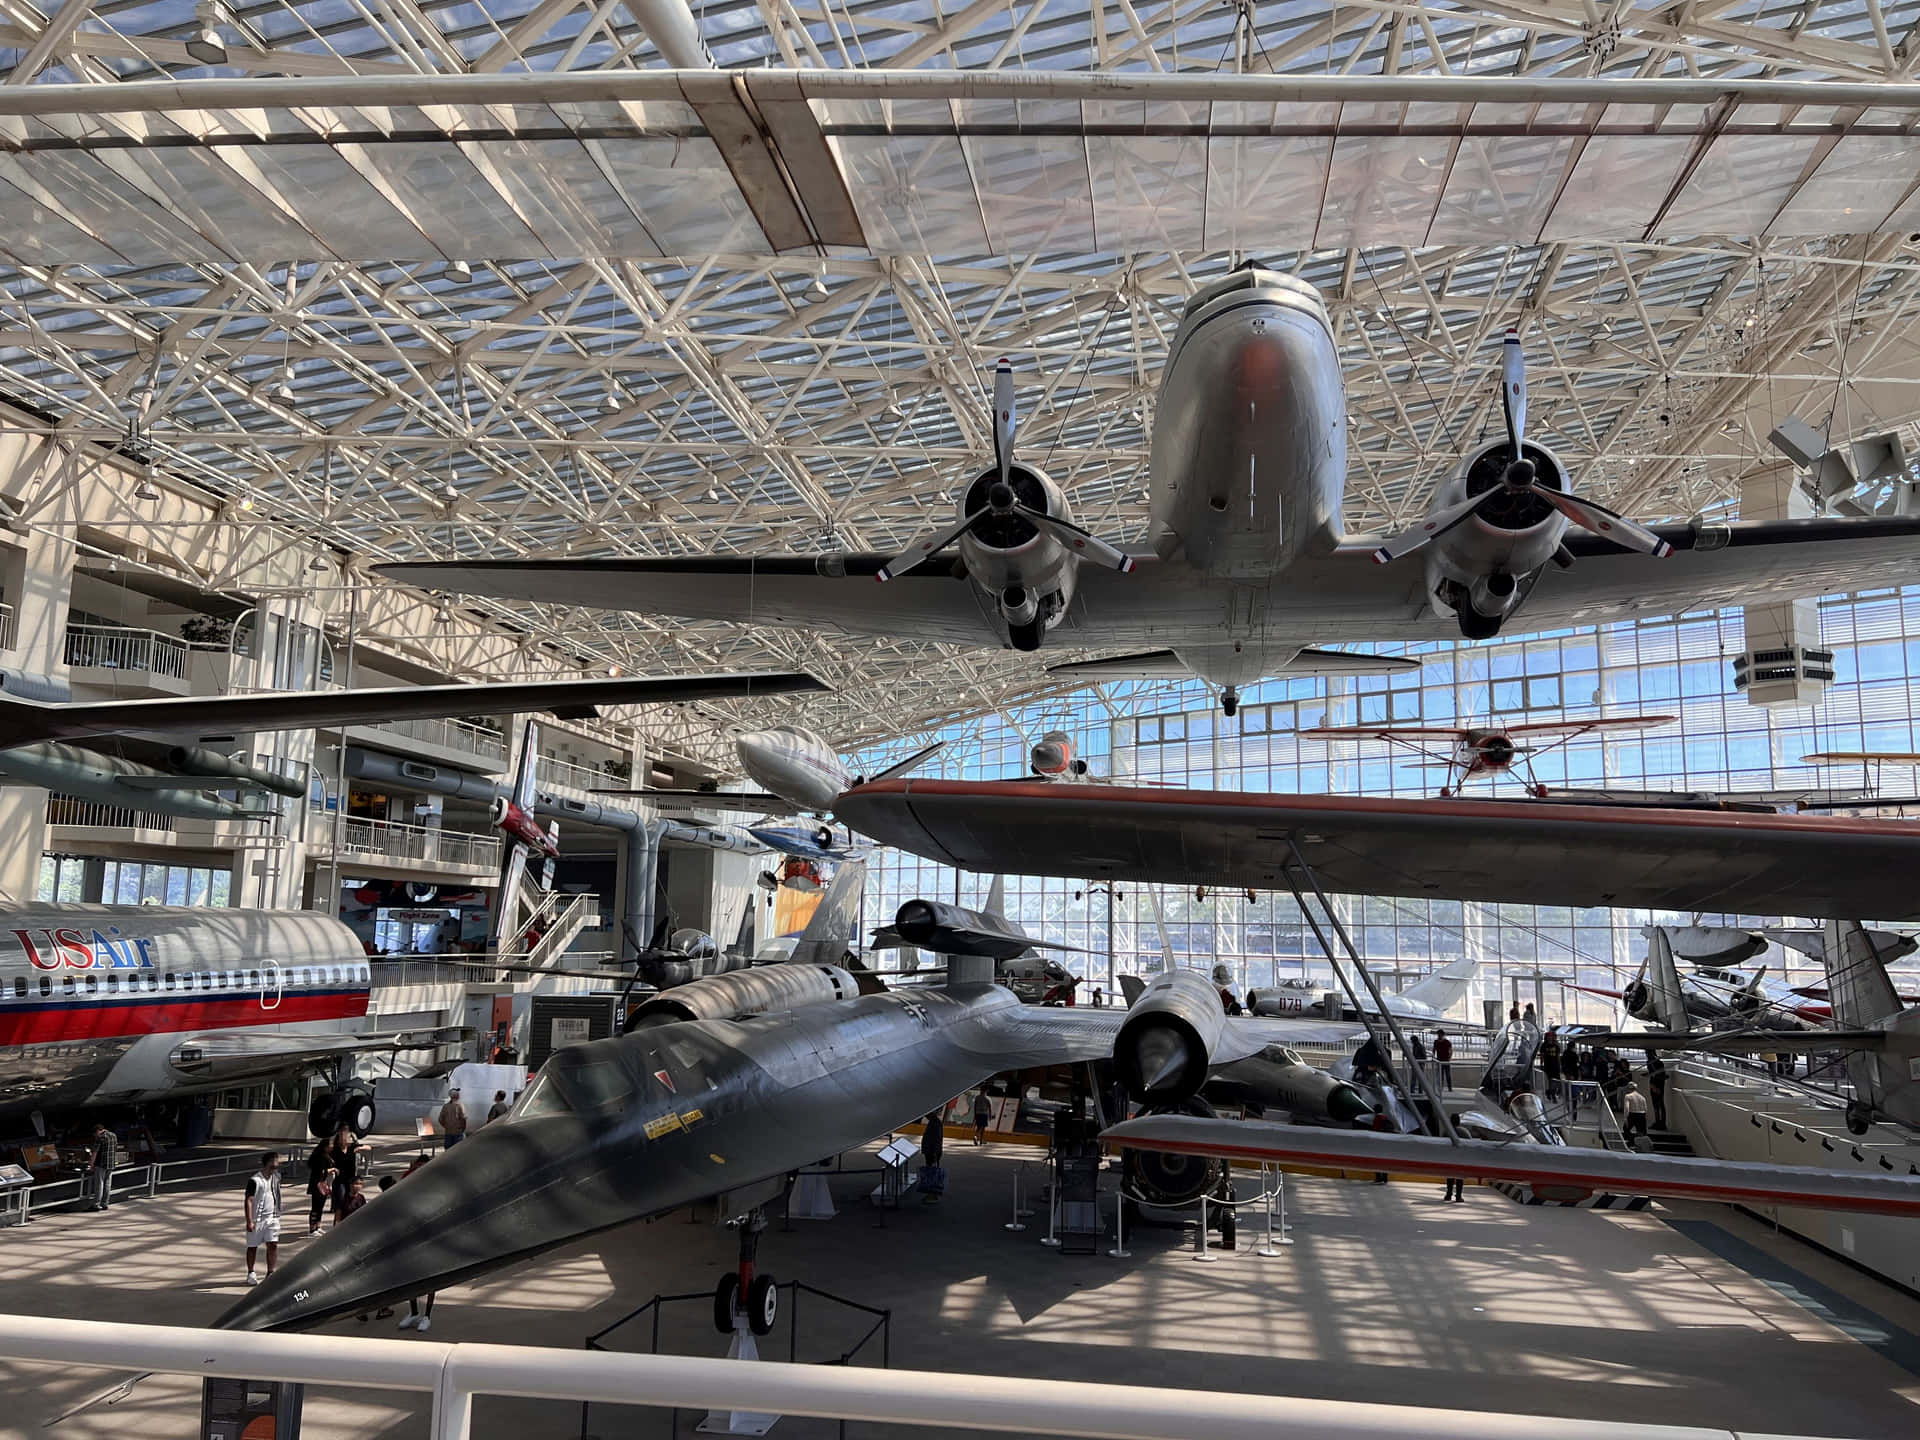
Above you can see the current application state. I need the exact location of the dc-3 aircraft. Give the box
[215,920,1920,1339]
[382,281,1920,716]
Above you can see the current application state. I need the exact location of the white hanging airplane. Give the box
[379,276,1920,715]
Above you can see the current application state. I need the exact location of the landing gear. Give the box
[307,1080,375,1139]
[1220,687,1239,718]
[713,1207,776,1336]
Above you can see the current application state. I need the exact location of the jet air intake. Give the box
[1114,968,1226,1102]
[168,746,308,798]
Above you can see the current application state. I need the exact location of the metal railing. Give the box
[0,601,15,652]
[11,1147,297,1222]
[0,1315,1826,1440]
[536,753,625,793]
[312,815,501,871]
[46,794,179,831]
[360,714,508,763]
[64,622,190,679]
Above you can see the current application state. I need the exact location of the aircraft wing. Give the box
[1587,1028,1895,1055]
[1101,1115,1920,1217]
[832,778,1920,921]
[376,557,995,645]
[170,1026,471,1083]
[590,787,805,817]
[1500,715,1677,737]
[0,673,826,748]
[1300,724,1474,742]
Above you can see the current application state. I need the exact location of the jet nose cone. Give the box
[215,1116,604,1332]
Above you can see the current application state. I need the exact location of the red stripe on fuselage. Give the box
[0,990,369,1046]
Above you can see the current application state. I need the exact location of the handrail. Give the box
[64,621,190,679]
[0,1315,1834,1440]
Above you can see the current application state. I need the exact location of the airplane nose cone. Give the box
[1328,1082,1375,1124]
[215,1114,607,1332]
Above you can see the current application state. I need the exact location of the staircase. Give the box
[524,893,600,977]
[1647,1127,1695,1158]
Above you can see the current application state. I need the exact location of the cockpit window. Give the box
[512,1073,569,1120]
[512,1054,630,1120]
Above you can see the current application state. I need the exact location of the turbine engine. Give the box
[1114,968,1226,1103]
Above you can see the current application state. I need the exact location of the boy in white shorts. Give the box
[244,1151,283,1285]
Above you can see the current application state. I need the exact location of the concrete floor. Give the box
[4,1140,1920,1439]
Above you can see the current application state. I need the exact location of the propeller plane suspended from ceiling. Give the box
[381,274,1920,716]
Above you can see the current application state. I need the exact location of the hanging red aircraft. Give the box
[1300,714,1676,796]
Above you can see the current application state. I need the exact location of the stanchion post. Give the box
[1040,1183,1061,1247]
[1107,1188,1130,1259]
[1003,1166,1026,1232]
[1279,1167,1292,1236]
[1256,1164,1282,1257]
[1191,1193,1215,1262]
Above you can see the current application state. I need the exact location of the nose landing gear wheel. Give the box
[713,1273,741,1334]
[746,1274,778,1335]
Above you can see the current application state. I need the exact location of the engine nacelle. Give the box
[955,462,1077,642]
[1423,437,1569,633]
[628,963,858,1027]
[1114,968,1226,1102]
[168,746,308,798]
[1030,730,1086,778]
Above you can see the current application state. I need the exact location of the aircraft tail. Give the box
[985,873,1005,917]
[1117,974,1146,1007]
[868,740,943,784]
[1631,926,1691,1032]
[1399,957,1477,1013]
[1822,919,1920,1129]
[490,720,544,950]
[784,861,866,968]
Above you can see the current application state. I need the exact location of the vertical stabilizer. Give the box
[1822,919,1919,1132]
[1399,957,1478,1014]
[985,873,1005,917]
[785,862,866,968]
[1641,926,1691,1033]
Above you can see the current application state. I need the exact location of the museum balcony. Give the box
[306,812,501,882]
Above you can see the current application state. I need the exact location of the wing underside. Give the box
[1101,1115,1920,1216]
[832,779,1920,921]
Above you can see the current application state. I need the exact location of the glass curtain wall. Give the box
[849,590,1920,1024]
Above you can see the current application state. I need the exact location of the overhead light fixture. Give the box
[445,259,474,285]
[186,3,229,64]
[1720,420,1743,436]
[134,461,161,503]
[270,365,295,405]
[705,486,721,504]
[308,556,330,572]
[805,277,829,303]
[601,386,623,414]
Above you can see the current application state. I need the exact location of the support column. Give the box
[621,821,664,960]
[0,431,76,904]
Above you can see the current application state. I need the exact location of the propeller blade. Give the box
[1016,505,1136,573]
[1501,329,1526,456]
[876,506,988,582]
[1370,491,1493,564]
[1540,490,1674,557]
[993,358,1015,490]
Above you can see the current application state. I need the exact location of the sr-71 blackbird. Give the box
[216,934,1920,1337]
[376,271,1920,716]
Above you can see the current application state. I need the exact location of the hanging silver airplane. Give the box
[1246,955,1479,1024]
[597,725,941,821]
[377,269,1920,715]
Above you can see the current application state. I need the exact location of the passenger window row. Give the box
[8,962,371,999]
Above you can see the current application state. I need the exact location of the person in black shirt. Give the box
[305,1137,334,1234]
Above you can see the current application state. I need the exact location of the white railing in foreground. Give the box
[0,1316,1833,1440]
